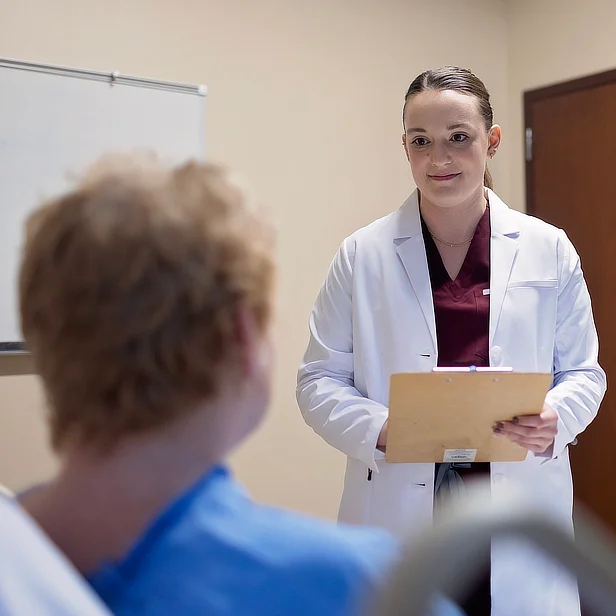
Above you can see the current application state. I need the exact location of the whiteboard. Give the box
[0,58,206,346]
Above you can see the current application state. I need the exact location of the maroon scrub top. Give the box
[422,206,491,368]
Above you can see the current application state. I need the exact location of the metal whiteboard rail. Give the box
[0,57,207,96]
[0,351,34,376]
[376,487,616,616]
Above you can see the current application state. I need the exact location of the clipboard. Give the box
[385,367,553,463]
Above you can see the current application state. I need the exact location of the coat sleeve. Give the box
[296,238,388,472]
[543,230,607,459]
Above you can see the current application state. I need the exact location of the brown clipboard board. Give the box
[385,368,553,463]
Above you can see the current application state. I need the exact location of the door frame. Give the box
[524,68,616,214]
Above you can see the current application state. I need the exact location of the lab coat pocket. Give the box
[368,461,432,536]
[507,279,558,289]
[504,279,558,361]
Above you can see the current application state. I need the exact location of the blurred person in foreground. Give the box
[17,155,461,616]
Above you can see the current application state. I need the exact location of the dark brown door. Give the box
[525,71,616,534]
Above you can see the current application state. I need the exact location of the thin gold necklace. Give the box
[429,232,473,248]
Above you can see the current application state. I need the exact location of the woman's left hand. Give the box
[494,404,559,454]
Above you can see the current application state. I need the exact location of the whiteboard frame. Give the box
[0,57,208,97]
[0,58,207,372]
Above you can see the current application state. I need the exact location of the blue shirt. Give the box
[86,466,460,616]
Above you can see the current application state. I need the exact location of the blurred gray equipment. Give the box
[375,484,616,616]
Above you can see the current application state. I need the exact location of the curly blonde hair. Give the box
[19,155,275,452]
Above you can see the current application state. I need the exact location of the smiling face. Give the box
[402,89,500,209]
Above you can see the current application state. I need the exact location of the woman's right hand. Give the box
[377,420,388,451]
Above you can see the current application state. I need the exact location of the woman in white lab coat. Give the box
[296,66,606,616]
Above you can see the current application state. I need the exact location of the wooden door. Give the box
[525,71,616,534]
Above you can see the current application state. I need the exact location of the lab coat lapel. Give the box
[488,190,520,343]
[394,191,437,352]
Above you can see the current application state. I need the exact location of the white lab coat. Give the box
[0,489,111,616]
[296,189,606,616]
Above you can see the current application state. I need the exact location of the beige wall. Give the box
[506,0,616,212]
[0,0,508,518]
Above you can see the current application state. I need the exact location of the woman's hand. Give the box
[377,420,388,452]
[493,404,558,455]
